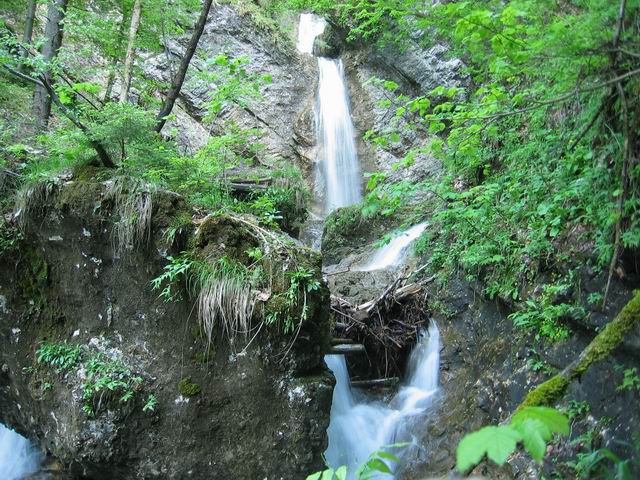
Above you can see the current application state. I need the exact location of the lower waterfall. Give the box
[324,323,441,477]
[0,424,41,480]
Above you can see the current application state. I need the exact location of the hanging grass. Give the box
[105,176,155,258]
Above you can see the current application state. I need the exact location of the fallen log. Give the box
[330,337,355,345]
[351,377,399,388]
[328,344,366,355]
[518,290,640,410]
[229,182,269,194]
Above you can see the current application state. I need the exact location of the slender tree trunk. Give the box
[19,0,37,73]
[154,0,213,132]
[104,14,127,102]
[120,0,142,104]
[32,0,68,129]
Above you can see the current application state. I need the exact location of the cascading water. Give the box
[357,222,428,272]
[297,13,362,214]
[0,424,41,479]
[315,58,362,211]
[324,323,441,478]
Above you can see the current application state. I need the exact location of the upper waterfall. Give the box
[297,13,327,54]
[297,13,363,214]
[316,58,363,211]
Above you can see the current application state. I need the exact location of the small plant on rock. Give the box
[36,341,81,373]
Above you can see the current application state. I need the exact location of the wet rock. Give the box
[0,179,333,479]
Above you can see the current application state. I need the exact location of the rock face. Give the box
[0,177,333,479]
[142,4,318,173]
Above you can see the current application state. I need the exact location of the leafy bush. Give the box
[36,341,82,373]
[81,352,143,417]
[306,445,405,480]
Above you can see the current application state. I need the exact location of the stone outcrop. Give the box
[0,176,333,479]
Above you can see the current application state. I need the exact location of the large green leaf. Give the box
[456,425,522,472]
[513,419,547,461]
[512,406,569,436]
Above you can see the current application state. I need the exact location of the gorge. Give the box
[1,1,639,479]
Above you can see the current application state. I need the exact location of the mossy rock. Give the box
[178,377,201,397]
[322,206,395,265]
[195,214,259,264]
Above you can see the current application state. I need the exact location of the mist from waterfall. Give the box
[297,13,362,214]
[0,424,41,480]
[324,323,441,478]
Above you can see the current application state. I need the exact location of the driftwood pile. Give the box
[329,266,436,378]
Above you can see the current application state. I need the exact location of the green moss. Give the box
[265,295,288,315]
[519,375,571,409]
[574,291,640,375]
[55,181,101,215]
[71,165,112,182]
[194,351,212,364]
[19,248,49,299]
[178,377,201,396]
[519,291,640,410]
[0,221,22,258]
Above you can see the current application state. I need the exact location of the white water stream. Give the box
[297,13,362,213]
[357,222,428,272]
[0,424,41,479]
[325,323,440,478]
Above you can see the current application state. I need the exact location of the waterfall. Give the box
[296,13,326,54]
[324,323,440,478]
[316,58,362,211]
[357,222,428,272]
[297,13,363,214]
[0,424,42,480]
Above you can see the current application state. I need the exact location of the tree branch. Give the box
[154,0,213,133]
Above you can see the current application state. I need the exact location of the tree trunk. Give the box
[120,0,142,104]
[154,0,213,133]
[19,0,37,73]
[104,14,127,102]
[32,0,68,129]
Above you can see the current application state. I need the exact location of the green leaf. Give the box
[513,419,546,461]
[377,451,400,464]
[305,473,322,480]
[512,406,570,436]
[334,466,347,480]
[456,425,521,472]
[321,469,335,480]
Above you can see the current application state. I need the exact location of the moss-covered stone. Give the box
[178,377,201,397]
[518,375,571,409]
[322,205,376,264]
